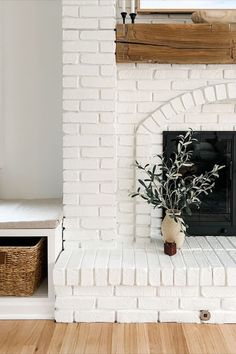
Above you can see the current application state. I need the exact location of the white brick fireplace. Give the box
[135,82,236,243]
[56,0,236,323]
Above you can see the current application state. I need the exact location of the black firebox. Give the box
[163,131,236,236]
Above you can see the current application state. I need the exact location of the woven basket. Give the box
[0,237,47,296]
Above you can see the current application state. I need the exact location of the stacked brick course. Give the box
[60,0,236,323]
[54,238,236,323]
[63,0,117,249]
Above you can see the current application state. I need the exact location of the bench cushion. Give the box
[0,199,63,229]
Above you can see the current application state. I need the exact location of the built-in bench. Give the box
[0,199,63,319]
[54,237,236,324]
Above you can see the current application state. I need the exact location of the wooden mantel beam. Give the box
[116,23,236,64]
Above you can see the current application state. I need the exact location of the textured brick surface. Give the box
[60,0,236,324]
[63,0,117,247]
[55,240,236,323]
[63,0,236,248]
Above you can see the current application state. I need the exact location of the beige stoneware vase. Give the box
[161,210,185,249]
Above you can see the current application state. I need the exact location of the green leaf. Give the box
[141,195,148,201]
[138,179,147,188]
[186,207,192,216]
[131,193,139,198]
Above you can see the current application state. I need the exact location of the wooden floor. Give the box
[1,321,236,354]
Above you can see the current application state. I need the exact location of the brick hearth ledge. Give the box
[53,236,236,324]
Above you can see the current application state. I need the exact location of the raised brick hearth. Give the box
[54,236,236,323]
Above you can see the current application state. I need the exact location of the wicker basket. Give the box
[0,237,47,296]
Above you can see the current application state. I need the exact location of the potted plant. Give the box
[131,130,224,249]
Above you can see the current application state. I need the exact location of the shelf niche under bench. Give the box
[116,23,236,64]
[0,199,63,319]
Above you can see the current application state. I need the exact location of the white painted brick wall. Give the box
[180,298,221,310]
[117,310,158,323]
[138,297,178,310]
[63,0,117,247]
[75,310,115,322]
[63,0,236,248]
[59,0,236,323]
[97,297,137,309]
[55,286,73,296]
[207,311,236,324]
[159,311,200,323]
[55,309,74,323]
[55,296,96,310]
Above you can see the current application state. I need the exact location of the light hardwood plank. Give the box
[73,323,90,354]
[218,324,236,354]
[147,323,163,354]
[1,321,236,354]
[112,323,126,354]
[98,323,113,354]
[183,323,209,354]
[35,320,55,354]
[159,324,189,354]
[46,323,67,354]
[20,345,37,354]
[0,321,18,354]
[3,321,44,354]
[85,324,103,354]
[136,324,150,354]
[124,324,138,354]
[183,323,228,354]
[59,323,79,354]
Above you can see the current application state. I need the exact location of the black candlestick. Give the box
[121,12,127,24]
[130,12,136,24]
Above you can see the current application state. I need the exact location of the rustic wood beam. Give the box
[116,23,236,64]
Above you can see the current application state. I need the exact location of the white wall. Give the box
[0,0,62,199]
[62,0,236,248]
[0,2,4,169]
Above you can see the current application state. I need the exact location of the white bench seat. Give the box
[0,199,63,229]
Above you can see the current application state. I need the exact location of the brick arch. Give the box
[137,82,235,134]
[134,82,236,243]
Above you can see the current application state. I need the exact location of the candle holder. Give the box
[130,12,136,24]
[121,12,127,24]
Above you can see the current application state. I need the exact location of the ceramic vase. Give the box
[161,210,185,249]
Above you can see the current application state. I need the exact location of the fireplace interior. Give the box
[163,131,236,236]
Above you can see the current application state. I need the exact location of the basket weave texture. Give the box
[0,237,47,296]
